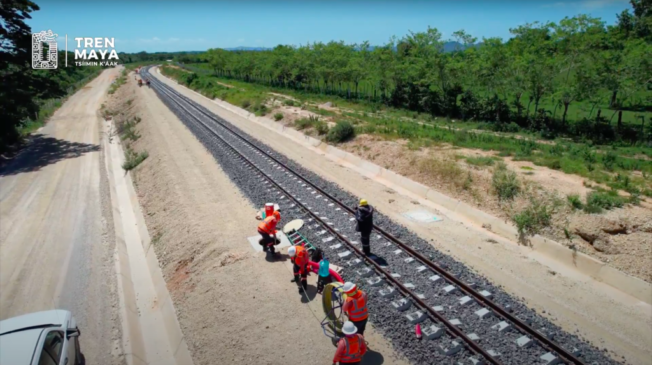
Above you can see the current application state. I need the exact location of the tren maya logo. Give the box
[32,30,120,70]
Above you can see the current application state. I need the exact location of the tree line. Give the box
[1,0,103,153]
[191,2,651,144]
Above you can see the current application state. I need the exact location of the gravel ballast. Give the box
[145,69,621,365]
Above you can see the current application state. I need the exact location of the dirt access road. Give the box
[0,68,124,365]
[151,67,652,365]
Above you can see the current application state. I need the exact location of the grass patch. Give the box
[492,162,520,200]
[273,112,284,121]
[465,156,496,167]
[283,99,295,106]
[567,194,584,210]
[420,157,466,188]
[122,148,148,171]
[251,102,268,116]
[108,69,127,95]
[513,198,554,238]
[295,115,319,130]
[520,166,534,170]
[117,117,141,142]
[583,190,626,213]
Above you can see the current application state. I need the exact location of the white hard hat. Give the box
[342,282,357,294]
[274,204,280,211]
[342,321,358,335]
[288,246,296,257]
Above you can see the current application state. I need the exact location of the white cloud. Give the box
[236,38,245,43]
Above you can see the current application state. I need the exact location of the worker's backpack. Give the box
[310,247,324,262]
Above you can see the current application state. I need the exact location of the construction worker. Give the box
[258,211,281,255]
[342,282,368,336]
[332,321,367,365]
[288,245,309,294]
[354,199,374,256]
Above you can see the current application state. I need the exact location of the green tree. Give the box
[1,0,41,148]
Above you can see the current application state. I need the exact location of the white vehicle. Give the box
[0,310,85,365]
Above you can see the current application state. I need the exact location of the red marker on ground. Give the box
[415,323,422,340]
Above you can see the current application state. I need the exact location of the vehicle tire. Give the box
[79,353,86,365]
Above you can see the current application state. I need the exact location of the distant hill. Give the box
[224,46,271,51]
[222,41,477,53]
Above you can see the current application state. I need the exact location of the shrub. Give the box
[241,99,251,109]
[273,112,284,121]
[117,118,140,142]
[513,198,553,238]
[583,191,625,213]
[295,118,313,130]
[567,194,583,210]
[283,99,295,106]
[548,159,562,170]
[315,121,329,135]
[492,162,520,200]
[252,103,268,116]
[122,149,149,171]
[326,121,355,143]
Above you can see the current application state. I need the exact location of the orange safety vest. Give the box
[293,245,308,266]
[345,290,368,321]
[339,335,365,363]
[258,215,277,234]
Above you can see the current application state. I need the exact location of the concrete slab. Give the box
[459,296,474,306]
[406,310,426,324]
[475,308,492,319]
[468,357,485,365]
[491,321,511,332]
[422,324,444,340]
[366,276,384,287]
[540,352,561,365]
[439,340,462,355]
[467,333,480,341]
[401,209,444,223]
[379,286,397,298]
[391,298,412,312]
[356,267,373,277]
[516,335,533,348]
[247,232,291,253]
[443,285,458,294]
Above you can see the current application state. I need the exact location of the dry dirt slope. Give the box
[102,74,409,365]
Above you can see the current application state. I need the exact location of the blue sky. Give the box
[28,0,634,53]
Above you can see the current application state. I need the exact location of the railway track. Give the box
[142,67,612,365]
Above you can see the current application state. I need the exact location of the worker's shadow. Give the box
[361,350,384,365]
[264,253,289,263]
[300,284,318,303]
[368,255,388,267]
